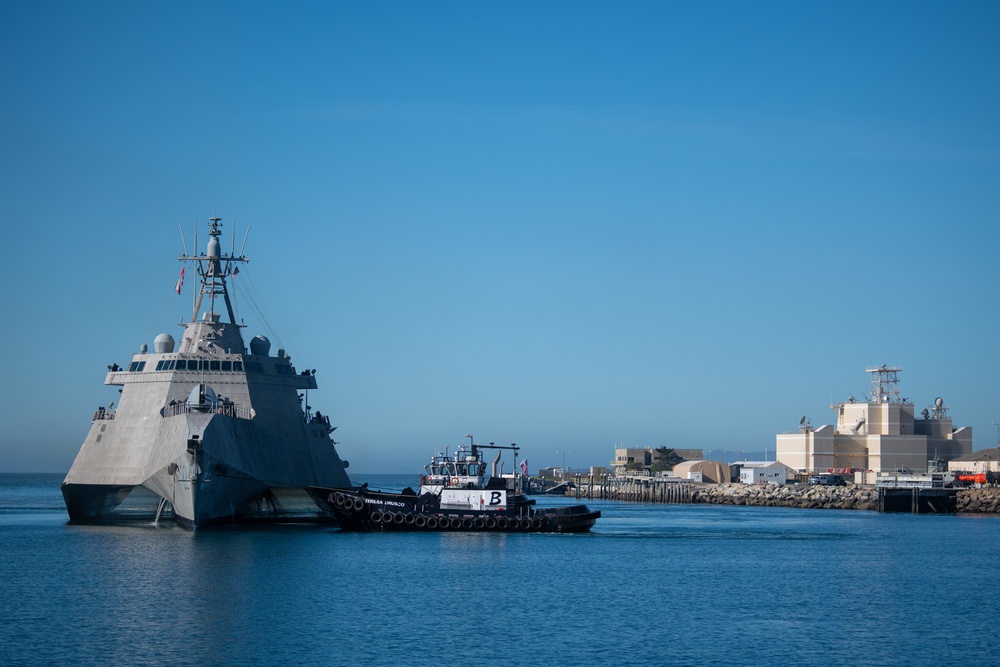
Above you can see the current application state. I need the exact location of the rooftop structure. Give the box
[776,365,972,474]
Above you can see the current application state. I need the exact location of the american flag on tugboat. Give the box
[519,459,529,475]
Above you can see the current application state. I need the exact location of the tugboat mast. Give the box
[179,217,248,325]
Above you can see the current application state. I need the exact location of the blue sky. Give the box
[2,1,999,473]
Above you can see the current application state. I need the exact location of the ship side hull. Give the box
[63,409,349,528]
[321,488,601,533]
[61,483,134,521]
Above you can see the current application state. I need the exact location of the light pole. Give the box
[464,433,474,448]
[557,450,568,479]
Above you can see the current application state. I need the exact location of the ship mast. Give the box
[179,217,248,325]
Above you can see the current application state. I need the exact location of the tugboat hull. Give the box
[321,488,600,533]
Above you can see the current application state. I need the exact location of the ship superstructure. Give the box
[62,217,351,527]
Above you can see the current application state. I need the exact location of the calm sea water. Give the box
[2,473,997,667]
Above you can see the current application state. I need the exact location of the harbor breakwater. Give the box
[571,480,1000,513]
[691,483,880,510]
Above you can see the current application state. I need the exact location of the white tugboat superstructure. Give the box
[62,217,351,528]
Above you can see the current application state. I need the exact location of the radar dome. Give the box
[935,397,944,408]
[154,333,175,354]
[250,335,271,357]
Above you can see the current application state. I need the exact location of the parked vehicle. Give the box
[808,473,847,486]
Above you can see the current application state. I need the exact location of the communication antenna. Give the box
[239,225,252,257]
[798,416,813,434]
[178,222,189,257]
[930,396,948,420]
[866,364,902,404]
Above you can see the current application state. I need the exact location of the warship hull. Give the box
[63,383,350,527]
[62,216,351,528]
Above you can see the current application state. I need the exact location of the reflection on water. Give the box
[2,474,999,667]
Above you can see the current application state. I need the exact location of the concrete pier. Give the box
[878,487,958,513]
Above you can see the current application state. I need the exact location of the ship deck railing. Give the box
[161,401,253,420]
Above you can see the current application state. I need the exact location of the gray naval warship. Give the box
[62,217,352,528]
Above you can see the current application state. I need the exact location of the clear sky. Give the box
[2,1,998,474]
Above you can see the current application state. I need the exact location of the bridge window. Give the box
[210,360,221,371]
[233,361,244,372]
[128,361,146,372]
[222,361,232,371]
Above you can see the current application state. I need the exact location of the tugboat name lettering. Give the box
[488,491,503,506]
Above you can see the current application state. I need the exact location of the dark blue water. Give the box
[2,473,997,666]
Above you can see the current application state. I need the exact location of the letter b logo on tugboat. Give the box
[488,491,505,506]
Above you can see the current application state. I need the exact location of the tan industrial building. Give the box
[776,365,972,474]
[673,460,730,484]
[611,447,703,475]
[947,448,1000,474]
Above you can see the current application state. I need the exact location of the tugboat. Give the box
[61,217,352,528]
[320,442,600,532]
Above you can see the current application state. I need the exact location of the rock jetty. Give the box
[691,484,878,510]
[687,483,1000,514]
[956,487,1000,514]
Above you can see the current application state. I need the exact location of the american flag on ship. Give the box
[519,459,528,475]
[175,267,185,295]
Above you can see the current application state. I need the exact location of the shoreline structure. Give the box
[568,481,1000,514]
